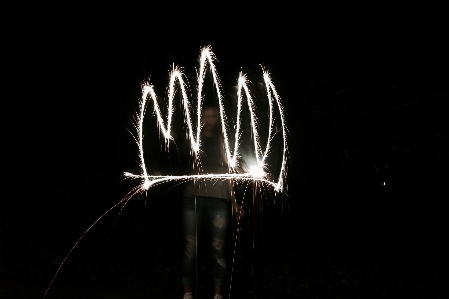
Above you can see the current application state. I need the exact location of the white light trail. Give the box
[132,45,289,193]
[44,46,289,298]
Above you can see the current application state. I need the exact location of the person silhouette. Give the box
[181,106,245,299]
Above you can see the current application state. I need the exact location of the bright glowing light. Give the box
[44,46,290,298]
[143,179,152,190]
[249,165,265,178]
[132,45,289,192]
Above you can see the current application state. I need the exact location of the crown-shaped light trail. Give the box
[124,45,288,193]
[44,46,289,298]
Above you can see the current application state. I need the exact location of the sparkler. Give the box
[44,45,289,298]
[125,45,288,194]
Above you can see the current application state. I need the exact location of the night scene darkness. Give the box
[1,2,448,299]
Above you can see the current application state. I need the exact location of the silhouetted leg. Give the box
[181,195,203,287]
[208,198,229,289]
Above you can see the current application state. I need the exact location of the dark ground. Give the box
[1,2,448,299]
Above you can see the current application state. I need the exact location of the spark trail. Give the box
[44,45,289,298]
[130,45,288,193]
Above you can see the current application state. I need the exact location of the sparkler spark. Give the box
[131,45,289,193]
[44,45,289,298]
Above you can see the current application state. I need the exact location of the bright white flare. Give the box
[130,45,288,193]
[249,165,265,178]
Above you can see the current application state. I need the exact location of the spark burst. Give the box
[124,45,289,194]
[44,45,289,298]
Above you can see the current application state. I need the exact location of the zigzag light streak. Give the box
[126,45,288,193]
[44,46,289,298]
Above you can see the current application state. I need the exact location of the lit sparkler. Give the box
[127,45,288,193]
[45,45,289,298]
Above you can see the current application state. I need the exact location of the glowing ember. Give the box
[249,165,265,178]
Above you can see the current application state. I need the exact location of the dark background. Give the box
[1,1,448,298]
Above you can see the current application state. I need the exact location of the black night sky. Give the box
[1,2,448,299]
